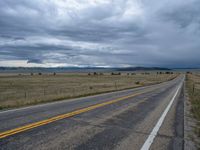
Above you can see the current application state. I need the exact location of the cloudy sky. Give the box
[0,0,200,68]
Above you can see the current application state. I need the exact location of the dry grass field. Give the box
[0,72,177,109]
[186,73,200,140]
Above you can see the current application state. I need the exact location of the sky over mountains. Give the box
[0,0,200,67]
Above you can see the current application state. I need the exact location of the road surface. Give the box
[0,75,185,150]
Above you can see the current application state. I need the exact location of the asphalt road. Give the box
[0,75,185,150]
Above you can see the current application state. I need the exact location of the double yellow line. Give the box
[0,91,144,139]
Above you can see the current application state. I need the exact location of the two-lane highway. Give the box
[0,75,185,150]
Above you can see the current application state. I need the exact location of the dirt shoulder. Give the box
[185,74,200,149]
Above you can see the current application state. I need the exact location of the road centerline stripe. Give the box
[0,91,147,139]
[140,82,183,150]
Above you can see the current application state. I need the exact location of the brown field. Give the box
[0,72,177,109]
[186,73,200,140]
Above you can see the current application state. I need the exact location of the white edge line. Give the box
[140,80,183,150]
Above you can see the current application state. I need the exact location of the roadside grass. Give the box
[186,74,200,139]
[0,72,177,110]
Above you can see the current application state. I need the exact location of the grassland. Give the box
[186,73,200,140]
[0,72,177,109]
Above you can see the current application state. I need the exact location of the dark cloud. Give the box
[0,0,199,67]
[27,59,43,64]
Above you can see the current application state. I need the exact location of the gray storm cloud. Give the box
[0,0,200,67]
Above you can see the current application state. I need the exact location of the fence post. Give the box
[44,88,46,96]
[193,82,195,95]
[73,88,75,97]
[24,90,27,99]
[115,82,117,90]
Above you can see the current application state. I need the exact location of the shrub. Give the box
[111,72,121,75]
[135,81,140,85]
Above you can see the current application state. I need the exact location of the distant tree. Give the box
[135,81,140,85]
[165,72,171,74]
[30,73,33,76]
[38,72,42,75]
[111,72,121,75]
[93,72,97,75]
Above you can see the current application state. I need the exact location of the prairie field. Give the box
[0,72,177,109]
[186,73,200,139]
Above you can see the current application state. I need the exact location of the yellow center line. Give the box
[0,91,146,139]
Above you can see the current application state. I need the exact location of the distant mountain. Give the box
[116,67,171,71]
[0,67,113,73]
[0,66,171,73]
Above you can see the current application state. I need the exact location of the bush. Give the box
[111,72,121,75]
[135,81,140,85]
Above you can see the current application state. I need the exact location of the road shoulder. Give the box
[184,82,199,150]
